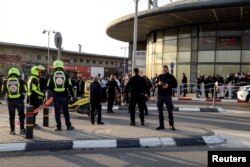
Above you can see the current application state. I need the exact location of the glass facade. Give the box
[146,22,250,83]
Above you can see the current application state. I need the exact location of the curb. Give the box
[174,97,245,103]
[117,106,224,112]
[0,135,226,153]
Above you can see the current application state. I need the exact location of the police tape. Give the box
[26,98,53,116]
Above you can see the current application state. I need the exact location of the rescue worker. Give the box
[2,68,26,135]
[47,60,74,131]
[155,65,177,131]
[125,68,148,126]
[28,65,45,129]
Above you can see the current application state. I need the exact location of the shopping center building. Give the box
[107,0,250,83]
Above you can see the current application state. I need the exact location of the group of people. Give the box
[2,60,75,135]
[197,72,250,98]
[2,61,178,135]
[89,65,177,131]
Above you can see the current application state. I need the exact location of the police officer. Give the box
[155,65,177,131]
[90,76,104,125]
[2,68,26,135]
[47,60,74,131]
[125,68,148,126]
[106,75,120,113]
[28,65,45,129]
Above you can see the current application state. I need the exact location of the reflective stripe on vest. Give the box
[53,71,66,92]
[7,77,21,99]
[28,76,38,96]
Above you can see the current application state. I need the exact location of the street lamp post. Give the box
[132,0,139,75]
[43,29,55,74]
[121,47,127,76]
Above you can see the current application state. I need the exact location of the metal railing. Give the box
[172,82,246,100]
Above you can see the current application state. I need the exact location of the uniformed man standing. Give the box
[2,68,26,135]
[106,75,120,113]
[47,60,74,131]
[155,65,177,131]
[89,76,104,125]
[28,65,45,129]
[125,68,148,126]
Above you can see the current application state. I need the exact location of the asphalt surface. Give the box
[0,99,250,167]
[0,146,250,167]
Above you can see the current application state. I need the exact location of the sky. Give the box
[0,0,171,57]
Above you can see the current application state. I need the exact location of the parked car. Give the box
[237,85,250,102]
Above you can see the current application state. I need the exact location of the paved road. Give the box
[0,100,249,167]
[0,146,249,167]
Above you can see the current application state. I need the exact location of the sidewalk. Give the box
[0,103,225,153]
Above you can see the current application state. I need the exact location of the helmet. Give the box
[31,65,45,76]
[8,68,20,77]
[31,66,39,76]
[53,60,64,69]
[37,65,45,71]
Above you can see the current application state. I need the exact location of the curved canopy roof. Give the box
[106,0,250,42]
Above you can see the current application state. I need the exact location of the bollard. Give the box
[228,83,232,99]
[201,83,205,99]
[177,84,180,98]
[26,106,34,139]
[43,107,49,127]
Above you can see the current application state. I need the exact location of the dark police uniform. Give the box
[47,68,75,131]
[156,72,177,130]
[2,73,26,134]
[90,79,103,124]
[125,73,148,125]
[106,79,120,113]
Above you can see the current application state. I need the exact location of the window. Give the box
[45,56,48,60]
[164,28,177,40]
[87,60,90,63]
[99,61,102,64]
[198,37,216,50]
[156,30,163,42]
[163,52,177,64]
[111,62,114,65]
[216,50,241,62]
[197,65,214,77]
[242,50,250,62]
[176,65,190,83]
[52,56,56,61]
[199,24,216,37]
[178,26,191,38]
[215,65,240,75]
[155,42,163,53]
[106,61,108,65]
[216,37,241,50]
[217,22,242,36]
[37,55,41,60]
[198,51,215,62]
[243,22,250,35]
[177,52,191,62]
[178,38,191,52]
[74,59,77,63]
[93,60,96,64]
[80,59,83,62]
[163,40,177,53]
[242,36,250,50]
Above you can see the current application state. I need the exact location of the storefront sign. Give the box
[217,37,241,49]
